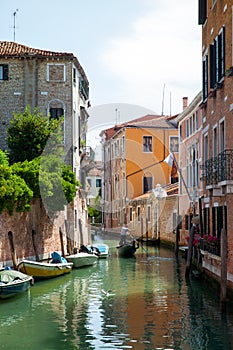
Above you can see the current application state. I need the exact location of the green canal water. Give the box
[1,237,233,350]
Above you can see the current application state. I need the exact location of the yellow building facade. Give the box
[101,115,178,229]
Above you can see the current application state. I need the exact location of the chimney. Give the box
[183,97,188,110]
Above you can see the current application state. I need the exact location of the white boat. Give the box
[88,243,109,258]
[0,269,33,299]
[66,252,98,268]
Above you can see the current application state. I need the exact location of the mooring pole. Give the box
[220,205,227,306]
[8,231,17,269]
[32,229,40,261]
[59,227,66,257]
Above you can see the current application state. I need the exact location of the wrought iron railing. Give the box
[201,149,233,186]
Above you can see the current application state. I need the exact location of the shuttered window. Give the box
[210,27,225,89]
[198,0,207,25]
[202,55,208,101]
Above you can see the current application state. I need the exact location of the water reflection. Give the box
[1,244,233,349]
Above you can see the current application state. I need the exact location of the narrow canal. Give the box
[1,237,233,350]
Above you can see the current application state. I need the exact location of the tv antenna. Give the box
[13,9,19,42]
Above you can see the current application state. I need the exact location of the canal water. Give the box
[1,237,233,350]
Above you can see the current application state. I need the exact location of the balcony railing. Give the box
[201,149,233,186]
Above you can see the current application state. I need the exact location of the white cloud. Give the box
[100,0,201,115]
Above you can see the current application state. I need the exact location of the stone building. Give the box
[176,93,203,245]
[0,41,90,263]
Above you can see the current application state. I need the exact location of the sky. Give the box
[1,0,202,146]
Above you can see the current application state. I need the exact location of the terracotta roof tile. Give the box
[0,41,88,82]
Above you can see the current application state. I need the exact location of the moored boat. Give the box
[0,269,33,299]
[88,243,109,258]
[66,252,98,268]
[17,259,73,279]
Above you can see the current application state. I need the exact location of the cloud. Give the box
[100,0,201,115]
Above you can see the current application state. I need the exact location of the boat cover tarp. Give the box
[0,270,29,283]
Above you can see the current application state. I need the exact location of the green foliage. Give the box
[39,155,80,214]
[88,206,102,223]
[0,107,79,215]
[11,157,41,198]
[0,150,9,166]
[7,106,63,163]
[88,190,102,223]
[0,163,33,215]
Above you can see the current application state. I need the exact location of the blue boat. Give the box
[0,269,33,299]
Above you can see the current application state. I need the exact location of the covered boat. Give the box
[0,269,33,299]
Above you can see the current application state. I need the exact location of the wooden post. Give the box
[185,225,195,278]
[7,231,17,269]
[146,218,148,245]
[198,197,204,237]
[220,205,227,305]
[175,196,180,256]
[59,227,66,257]
[32,229,40,261]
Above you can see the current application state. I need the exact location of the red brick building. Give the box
[199,0,233,288]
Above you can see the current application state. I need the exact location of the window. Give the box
[50,108,64,119]
[213,126,218,157]
[143,136,152,152]
[147,206,151,222]
[210,27,225,88]
[219,119,225,153]
[186,120,189,138]
[79,78,89,100]
[202,55,208,101]
[0,64,8,81]
[96,179,101,188]
[137,206,141,221]
[198,0,207,25]
[143,176,152,193]
[47,64,66,82]
[129,207,133,221]
[73,68,76,83]
[170,136,179,153]
[179,125,182,142]
[204,133,209,162]
[195,111,199,130]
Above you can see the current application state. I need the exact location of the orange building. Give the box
[100,114,178,229]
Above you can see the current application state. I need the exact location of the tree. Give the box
[7,106,62,163]
[0,154,33,215]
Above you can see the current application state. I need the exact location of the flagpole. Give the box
[172,153,193,203]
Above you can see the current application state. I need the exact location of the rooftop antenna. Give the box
[170,91,172,116]
[13,9,19,42]
[161,83,165,116]
[115,108,120,125]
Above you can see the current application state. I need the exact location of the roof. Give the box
[0,41,88,83]
[101,114,177,141]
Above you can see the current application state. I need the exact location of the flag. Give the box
[163,152,174,167]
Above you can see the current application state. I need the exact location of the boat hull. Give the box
[66,253,98,268]
[17,260,73,279]
[87,244,109,258]
[117,244,136,258]
[0,270,33,299]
